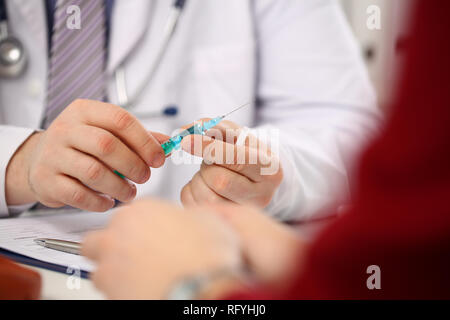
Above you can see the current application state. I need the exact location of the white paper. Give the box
[0,210,112,272]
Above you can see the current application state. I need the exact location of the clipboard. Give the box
[0,247,90,279]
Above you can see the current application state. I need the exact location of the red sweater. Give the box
[230,0,450,299]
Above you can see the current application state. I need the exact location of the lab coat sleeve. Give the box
[0,125,35,217]
[252,0,380,221]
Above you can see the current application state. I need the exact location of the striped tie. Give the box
[43,0,107,128]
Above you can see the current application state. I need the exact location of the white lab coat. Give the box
[0,0,379,220]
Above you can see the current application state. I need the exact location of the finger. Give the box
[89,261,118,298]
[72,100,165,168]
[181,118,240,131]
[28,165,66,208]
[81,231,108,261]
[51,175,115,212]
[199,162,264,205]
[67,125,151,184]
[206,203,254,227]
[190,171,229,205]
[149,131,174,158]
[181,117,265,157]
[180,183,196,207]
[150,131,171,144]
[183,118,255,146]
[39,198,65,208]
[205,119,244,144]
[181,135,269,182]
[58,148,137,202]
[180,118,233,143]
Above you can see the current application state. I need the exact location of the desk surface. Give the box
[25,265,104,300]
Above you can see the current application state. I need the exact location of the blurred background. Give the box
[339,0,414,109]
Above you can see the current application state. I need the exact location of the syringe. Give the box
[161,102,250,155]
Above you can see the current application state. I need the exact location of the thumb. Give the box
[181,134,215,157]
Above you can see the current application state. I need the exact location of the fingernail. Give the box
[140,169,150,183]
[102,195,115,211]
[127,184,137,201]
[181,136,193,152]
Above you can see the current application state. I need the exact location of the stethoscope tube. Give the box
[115,0,187,116]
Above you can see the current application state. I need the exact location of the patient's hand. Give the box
[210,204,305,287]
[82,199,242,299]
[82,198,305,299]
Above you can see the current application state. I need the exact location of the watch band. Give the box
[166,268,242,300]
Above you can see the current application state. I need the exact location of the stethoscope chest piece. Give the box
[0,0,27,79]
[0,33,26,78]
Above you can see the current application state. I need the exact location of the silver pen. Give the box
[34,238,81,255]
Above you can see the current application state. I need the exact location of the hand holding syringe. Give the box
[113,103,249,178]
[160,102,250,155]
[113,100,282,210]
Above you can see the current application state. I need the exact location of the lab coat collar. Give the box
[107,0,153,73]
[10,0,48,51]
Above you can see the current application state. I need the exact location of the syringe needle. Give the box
[221,102,250,119]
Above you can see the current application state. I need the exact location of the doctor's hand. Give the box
[180,120,283,208]
[82,199,243,299]
[5,99,168,211]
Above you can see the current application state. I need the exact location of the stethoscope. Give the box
[115,0,187,118]
[0,0,187,119]
[0,0,27,78]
